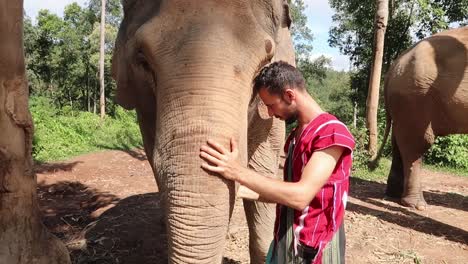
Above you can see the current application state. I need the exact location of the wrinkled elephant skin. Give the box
[112,1,295,263]
[384,27,468,210]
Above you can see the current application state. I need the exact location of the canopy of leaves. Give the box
[289,0,332,83]
[328,0,468,167]
[24,0,122,114]
[329,0,467,101]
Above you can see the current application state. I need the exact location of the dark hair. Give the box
[253,61,305,96]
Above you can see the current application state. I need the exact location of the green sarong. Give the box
[266,137,346,264]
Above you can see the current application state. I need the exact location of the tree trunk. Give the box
[93,84,97,114]
[99,0,106,119]
[353,101,358,128]
[86,63,91,112]
[0,1,71,263]
[366,0,388,159]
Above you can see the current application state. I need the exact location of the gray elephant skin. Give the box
[381,26,468,210]
[111,1,296,263]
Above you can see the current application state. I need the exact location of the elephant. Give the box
[111,1,295,263]
[377,26,468,210]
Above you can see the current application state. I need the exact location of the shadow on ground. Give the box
[121,148,148,161]
[349,177,468,245]
[38,181,240,263]
[38,180,120,241]
[35,161,83,174]
[71,192,167,264]
[37,180,165,263]
[38,173,467,263]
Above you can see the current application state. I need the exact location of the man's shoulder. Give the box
[302,113,355,150]
[306,113,350,136]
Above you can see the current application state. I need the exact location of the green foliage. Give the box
[24,0,122,114]
[348,126,390,181]
[328,0,466,118]
[423,163,468,177]
[299,56,333,84]
[31,97,142,162]
[425,135,468,169]
[352,156,391,181]
[328,0,467,171]
[87,0,124,27]
[289,0,314,60]
[289,0,332,81]
[307,69,353,123]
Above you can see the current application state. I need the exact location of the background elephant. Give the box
[380,26,468,210]
[112,1,295,263]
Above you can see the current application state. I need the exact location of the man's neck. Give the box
[296,92,324,129]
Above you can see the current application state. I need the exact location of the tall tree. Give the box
[366,0,389,158]
[0,1,70,263]
[329,0,466,140]
[61,3,94,111]
[24,0,122,114]
[88,0,123,27]
[289,0,331,83]
[99,0,107,119]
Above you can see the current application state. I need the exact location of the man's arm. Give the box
[237,185,260,200]
[237,180,283,203]
[200,138,344,211]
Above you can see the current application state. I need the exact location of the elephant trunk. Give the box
[153,63,254,263]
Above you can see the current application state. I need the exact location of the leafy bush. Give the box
[30,96,142,162]
[348,126,371,168]
[425,135,468,169]
[347,126,390,181]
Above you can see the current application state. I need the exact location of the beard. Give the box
[285,112,298,125]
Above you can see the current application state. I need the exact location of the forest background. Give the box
[24,0,468,177]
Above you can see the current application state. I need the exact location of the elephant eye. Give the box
[135,50,151,71]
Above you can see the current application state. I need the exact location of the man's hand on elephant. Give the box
[200,138,241,181]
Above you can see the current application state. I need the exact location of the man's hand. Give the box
[200,138,241,181]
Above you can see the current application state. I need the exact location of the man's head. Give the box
[253,61,306,123]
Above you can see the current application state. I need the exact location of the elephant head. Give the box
[112,1,295,262]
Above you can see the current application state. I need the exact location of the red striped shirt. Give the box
[274,113,355,264]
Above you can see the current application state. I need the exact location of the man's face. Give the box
[258,87,297,124]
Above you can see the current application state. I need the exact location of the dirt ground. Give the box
[36,149,468,264]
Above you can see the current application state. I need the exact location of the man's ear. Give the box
[283,88,295,103]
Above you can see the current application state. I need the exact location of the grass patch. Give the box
[352,157,391,182]
[422,163,468,178]
[351,155,468,183]
[31,97,142,163]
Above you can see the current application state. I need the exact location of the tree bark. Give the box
[86,62,91,112]
[353,101,358,128]
[99,0,106,119]
[0,1,71,263]
[366,0,388,159]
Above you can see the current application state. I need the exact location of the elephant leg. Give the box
[393,124,433,210]
[243,200,276,263]
[386,134,404,198]
[246,111,285,264]
[401,155,427,210]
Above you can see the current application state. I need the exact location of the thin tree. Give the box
[99,0,106,119]
[366,0,388,159]
[0,0,70,262]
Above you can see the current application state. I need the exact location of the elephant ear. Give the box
[257,97,271,120]
[249,95,271,123]
[273,0,295,65]
[112,0,148,110]
[121,0,138,14]
[281,0,292,29]
[112,1,162,110]
[112,36,136,110]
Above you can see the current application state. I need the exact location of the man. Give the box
[199,61,355,263]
